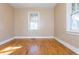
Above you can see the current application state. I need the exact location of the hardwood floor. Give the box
[0,38,76,55]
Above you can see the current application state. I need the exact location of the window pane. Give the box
[30,22,38,30]
[72,3,75,13]
[77,3,79,11]
[67,3,79,32]
[71,12,79,31]
[72,3,79,13]
[29,13,39,30]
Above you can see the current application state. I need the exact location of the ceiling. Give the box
[9,3,56,8]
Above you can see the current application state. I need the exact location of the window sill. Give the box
[66,31,79,36]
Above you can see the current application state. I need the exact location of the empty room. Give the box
[0,3,79,55]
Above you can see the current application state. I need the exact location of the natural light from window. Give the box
[28,12,39,30]
[67,3,79,33]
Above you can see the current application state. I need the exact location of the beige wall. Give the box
[0,4,14,41]
[0,4,54,42]
[54,3,79,48]
[14,8,54,37]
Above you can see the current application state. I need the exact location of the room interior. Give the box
[0,3,79,55]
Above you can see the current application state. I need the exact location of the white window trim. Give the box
[28,11,40,31]
[66,3,79,35]
[66,3,72,31]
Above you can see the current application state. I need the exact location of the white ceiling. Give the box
[9,3,56,8]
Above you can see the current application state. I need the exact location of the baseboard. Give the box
[54,37,79,55]
[0,36,54,45]
[14,36,54,39]
[0,37,14,45]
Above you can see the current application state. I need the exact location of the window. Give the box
[67,3,79,33]
[28,12,39,30]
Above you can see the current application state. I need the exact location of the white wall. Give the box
[14,8,54,37]
[0,4,14,42]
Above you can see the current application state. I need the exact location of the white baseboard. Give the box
[54,37,79,55]
[0,36,54,45]
[14,36,54,39]
[0,37,14,45]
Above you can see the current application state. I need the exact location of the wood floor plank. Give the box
[0,38,77,55]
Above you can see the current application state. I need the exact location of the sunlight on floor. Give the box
[0,46,22,55]
[0,50,14,55]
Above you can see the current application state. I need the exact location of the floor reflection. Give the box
[29,45,39,54]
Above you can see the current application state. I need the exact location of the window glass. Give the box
[29,12,39,30]
[70,3,79,32]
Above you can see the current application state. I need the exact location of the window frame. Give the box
[28,11,40,31]
[66,3,79,34]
